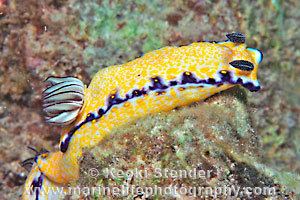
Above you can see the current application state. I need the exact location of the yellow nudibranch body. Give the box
[22,33,263,200]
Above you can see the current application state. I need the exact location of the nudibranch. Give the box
[22,33,263,200]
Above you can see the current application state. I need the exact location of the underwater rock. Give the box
[77,88,296,199]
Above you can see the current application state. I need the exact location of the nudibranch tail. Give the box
[43,77,85,125]
[22,164,66,200]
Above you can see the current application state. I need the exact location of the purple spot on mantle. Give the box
[242,82,261,92]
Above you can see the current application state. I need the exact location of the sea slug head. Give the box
[218,34,263,92]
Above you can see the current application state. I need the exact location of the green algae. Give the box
[69,0,169,75]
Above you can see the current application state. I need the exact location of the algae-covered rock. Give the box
[75,88,297,199]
